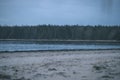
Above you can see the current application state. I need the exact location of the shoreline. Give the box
[0,48,120,53]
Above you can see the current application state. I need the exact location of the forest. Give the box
[0,25,120,40]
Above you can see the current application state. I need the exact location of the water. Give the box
[0,40,120,52]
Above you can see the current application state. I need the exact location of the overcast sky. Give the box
[0,0,120,25]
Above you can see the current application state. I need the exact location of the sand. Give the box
[0,50,120,80]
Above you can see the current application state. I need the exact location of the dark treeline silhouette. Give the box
[0,25,120,40]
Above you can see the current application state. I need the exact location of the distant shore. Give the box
[0,39,120,45]
[0,39,120,42]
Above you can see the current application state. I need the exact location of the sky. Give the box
[0,0,120,25]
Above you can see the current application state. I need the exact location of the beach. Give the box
[0,50,120,80]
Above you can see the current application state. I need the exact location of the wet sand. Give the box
[0,50,120,80]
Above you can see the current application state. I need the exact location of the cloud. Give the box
[0,0,120,25]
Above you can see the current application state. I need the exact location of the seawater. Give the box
[0,41,120,52]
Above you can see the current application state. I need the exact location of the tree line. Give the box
[0,25,120,40]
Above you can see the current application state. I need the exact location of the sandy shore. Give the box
[0,50,120,80]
